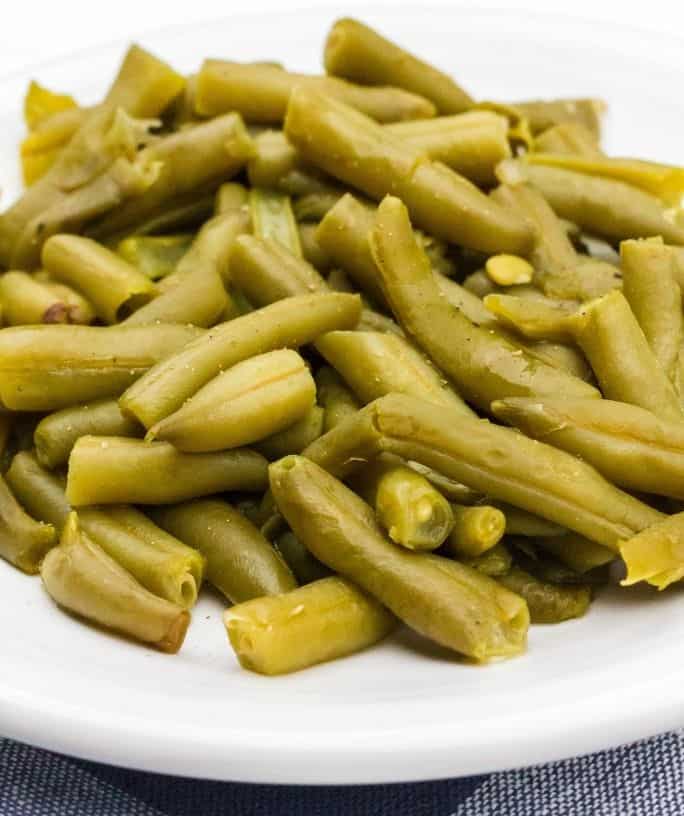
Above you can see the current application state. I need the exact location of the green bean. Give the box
[124,193,214,237]
[116,234,194,280]
[492,396,684,500]
[170,73,198,127]
[195,59,436,124]
[621,238,682,380]
[6,451,70,530]
[367,393,664,548]
[496,503,565,538]
[402,460,482,505]
[75,505,205,608]
[42,234,156,323]
[229,235,327,305]
[315,329,476,416]
[525,153,684,206]
[324,18,473,114]
[353,457,454,551]
[274,531,331,585]
[214,181,250,215]
[505,159,684,245]
[270,455,529,660]
[66,437,268,505]
[462,269,497,298]
[497,566,591,624]
[619,511,684,590]
[234,497,262,526]
[483,293,576,342]
[510,98,605,137]
[0,271,73,325]
[103,44,185,118]
[34,398,141,469]
[150,498,296,603]
[249,187,301,256]
[533,532,615,574]
[119,292,361,428]
[571,291,683,421]
[447,504,505,558]
[149,349,316,452]
[88,113,254,238]
[299,223,333,271]
[512,546,610,587]
[0,323,201,411]
[533,122,603,156]
[37,277,97,325]
[461,543,512,577]
[314,366,361,431]
[255,405,325,460]
[370,196,599,410]
[284,88,532,255]
[41,512,190,653]
[0,473,56,574]
[224,575,396,675]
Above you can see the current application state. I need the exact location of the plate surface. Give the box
[1,6,684,785]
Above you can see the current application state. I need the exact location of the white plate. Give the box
[1,6,684,786]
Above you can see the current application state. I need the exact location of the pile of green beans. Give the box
[1,19,683,673]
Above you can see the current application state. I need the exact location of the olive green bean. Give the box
[37,277,97,325]
[293,191,345,221]
[149,349,316,452]
[284,88,532,255]
[66,436,268,505]
[324,18,473,114]
[571,291,683,421]
[42,234,156,323]
[88,113,254,238]
[315,329,476,416]
[224,575,396,675]
[151,498,296,603]
[461,543,512,577]
[314,366,361,431]
[621,238,682,380]
[533,122,602,156]
[353,457,454,551]
[483,293,576,342]
[0,473,56,574]
[249,187,301,256]
[619,511,684,590]
[119,292,361,428]
[124,193,214,237]
[34,398,141,469]
[533,532,615,574]
[497,566,591,623]
[256,405,325,459]
[0,271,73,325]
[214,181,250,215]
[6,451,70,530]
[370,196,599,410]
[511,98,605,137]
[496,503,565,538]
[229,235,327,305]
[274,531,331,585]
[299,223,333,271]
[41,513,190,653]
[0,323,201,411]
[116,234,194,280]
[195,59,436,124]
[103,44,185,118]
[447,504,506,558]
[270,455,529,660]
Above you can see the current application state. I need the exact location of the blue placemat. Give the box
[1,731,683,816]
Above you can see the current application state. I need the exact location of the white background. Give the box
[1,0,683,76]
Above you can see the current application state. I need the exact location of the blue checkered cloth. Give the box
[1,732,683,815]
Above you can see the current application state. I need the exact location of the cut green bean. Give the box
[511,98,605,137]
[498,566,591,624]
[119,292,361,428]
[370,196,599,411]
[0,473,56,574]
[533,532,615,574]
[66,436,268,505]
[271,455,529,660]
[571,291,683,421]
[0,323,201,411]
[196,59,436,124]
[34,398,141,469]
[215,181,250,215]
[620,237,682,380]
[249,187,301,256]
[315,329,475,416]
[151,498,297,603]
[41,512,190,653]
[0,271,76,325]
[496,503,565,538]
[533,122,602,156]
[224,575,396,675]
[274,531,331,585]
[284,88,532,255]
[37,278,97,325]
[6,451,70,530]
[42,234,156,323]
[116,234,193,280]
[483,293,576,342]
[447,504,506,558]
[149,349,316,452]
[314,366,361,431]
[324,18,473,114]
[256,405,325,459]
[620,511,684,590]
[298,223,333,271]
[354,457,454,551]
[461,543,512,577]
